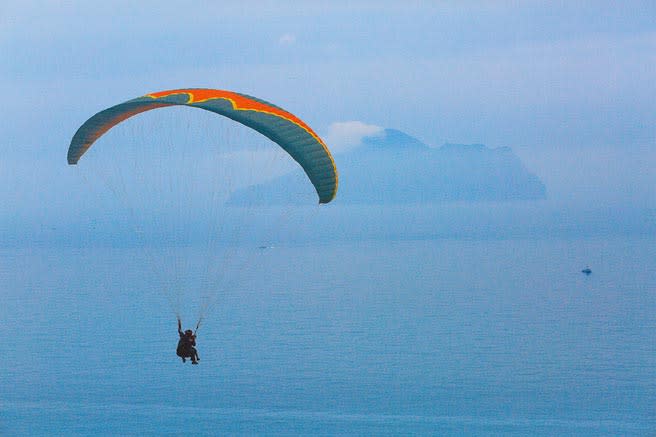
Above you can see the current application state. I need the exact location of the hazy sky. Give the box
[1,1,654,226]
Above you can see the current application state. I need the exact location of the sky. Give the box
[0,1,654,235]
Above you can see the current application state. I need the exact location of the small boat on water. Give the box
[581,267,592,275]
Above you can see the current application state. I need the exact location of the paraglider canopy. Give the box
[67,88,338,203]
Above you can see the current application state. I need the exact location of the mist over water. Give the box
[2,236,654,435]
[0,95,652,436]
[2,2,655,435]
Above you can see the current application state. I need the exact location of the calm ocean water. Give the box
[1,237,654,435]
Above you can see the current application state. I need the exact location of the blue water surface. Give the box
[1,237,654,435]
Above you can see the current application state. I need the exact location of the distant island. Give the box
[229,128,546,205]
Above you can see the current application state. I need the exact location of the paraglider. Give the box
[177,318,199,364]
[68,88,338,203]
[68,88,338,364]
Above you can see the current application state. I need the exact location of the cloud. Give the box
[278,33,296,45]
[324,121,384,153]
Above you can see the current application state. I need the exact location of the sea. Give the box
[1,236,654,435]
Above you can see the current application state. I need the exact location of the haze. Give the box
[1,2,654,226]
